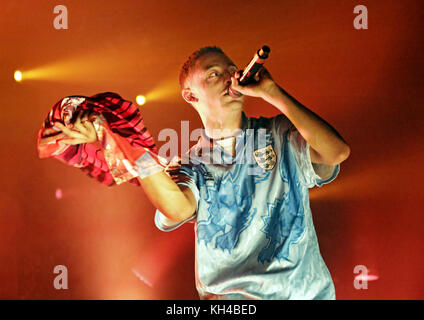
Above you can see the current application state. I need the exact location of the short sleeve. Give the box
[154,156,200,232]
[287,127,340,188]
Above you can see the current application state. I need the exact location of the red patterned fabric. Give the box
[36,92,159,187]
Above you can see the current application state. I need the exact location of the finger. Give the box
[83,109,96,121]
[81,114,92,130]
[76,108,90,122]
[254,67,267,81]
[53,122,72,134]
[54,120,73,132]
[74,112,98,142]
[54,122,87,139]
[59,138,89,145]
[74,110,85,128]
[73,119,89,134]
[231,76,243,91]
[84,122,99,142]
[72,114,98,142]
[39,133,66,145]
[80,110,94,130]
[84,120,97,135]
[70,110,85,128]
[259,67,272,79]
[42,126,61,135]
[82,110,90,121]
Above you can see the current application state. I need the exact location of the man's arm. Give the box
[263,85,350,165]
[136,172,196,223]
[54,113,197,223]
[231,69,350,165]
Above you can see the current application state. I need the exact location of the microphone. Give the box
[238,45,270,85]
[229,45,270,97]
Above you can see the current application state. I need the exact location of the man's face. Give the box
[186,52,244,114]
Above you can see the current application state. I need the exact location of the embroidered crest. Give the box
[253,144,276,171]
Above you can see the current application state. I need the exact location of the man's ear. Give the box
[182,89,198,104]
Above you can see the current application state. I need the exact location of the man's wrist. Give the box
[261,82,283,102]
[122,149,165,179]
[134,151,165,179]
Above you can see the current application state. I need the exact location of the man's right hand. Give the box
[54,110,99,145]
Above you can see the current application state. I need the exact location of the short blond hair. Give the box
[179,46,225,89]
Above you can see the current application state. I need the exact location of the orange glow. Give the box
[22,52,114,81]
[145,78,181,102]
[310,146,424,201]
[2,0,423,300]
[132,226,193,289]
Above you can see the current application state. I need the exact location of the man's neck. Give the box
[201,109,243,140]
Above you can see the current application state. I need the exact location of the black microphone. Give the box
[229,45,270,97]
[238,45,270,85]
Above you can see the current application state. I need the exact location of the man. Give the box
[56,46,350,299]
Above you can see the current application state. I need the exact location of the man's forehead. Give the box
[194,52,236,71]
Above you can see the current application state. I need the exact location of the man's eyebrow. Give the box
[204,64,220,71]
[204,63,236,71]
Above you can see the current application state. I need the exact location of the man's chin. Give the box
[222,95,244,105]
[224,100,244,110]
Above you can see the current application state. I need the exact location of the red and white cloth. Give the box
[37,92,165,186]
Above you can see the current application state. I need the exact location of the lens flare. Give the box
[354,274,379,281]
[55,188,63,200]
[14,70,22,82]
[136,95,146,106]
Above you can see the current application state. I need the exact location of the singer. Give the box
[56,46,350,300]
[157,46,350,299]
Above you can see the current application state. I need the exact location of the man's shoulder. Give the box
[246,113,290,132]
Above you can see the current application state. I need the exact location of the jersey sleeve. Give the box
[154,156,199,232]
[273,114,340,188]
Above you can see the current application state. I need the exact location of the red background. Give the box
[0,0,423,299]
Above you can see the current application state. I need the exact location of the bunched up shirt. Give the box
[155,112,340,300]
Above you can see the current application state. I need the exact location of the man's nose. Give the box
[223,69,234,84]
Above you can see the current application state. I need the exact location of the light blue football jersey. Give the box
[155,112,340,300]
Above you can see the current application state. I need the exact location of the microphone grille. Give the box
[258,46,270,59]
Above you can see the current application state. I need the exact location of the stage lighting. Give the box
[136,95,146,106]
[14,70,22,82]
[55,188,63,200]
